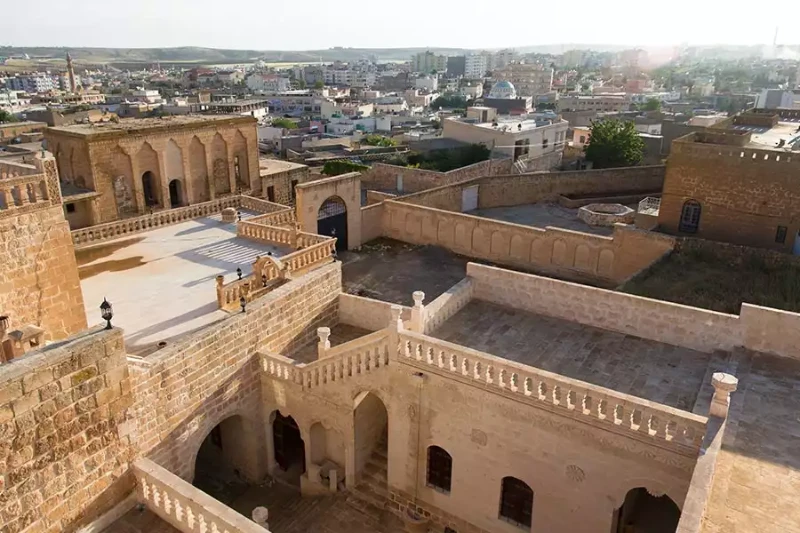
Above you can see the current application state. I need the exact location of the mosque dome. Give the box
[489,80,517,99]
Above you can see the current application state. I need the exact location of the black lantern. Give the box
[100,298,113,330]
[240,296,247,313]
[236,267,242,280]
[262,274,267,287]
[237,211,242,222]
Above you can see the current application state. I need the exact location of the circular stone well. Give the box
[577,203,635,227]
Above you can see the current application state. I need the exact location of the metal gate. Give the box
[317,196,348,251]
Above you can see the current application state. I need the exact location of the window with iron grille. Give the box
[318,196,346,219]
[426,446,452,493]
[679,200,701,233]
[499,477,533,529]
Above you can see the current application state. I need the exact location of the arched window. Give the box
[679,200,701,233]
[426,446,452,493]
[499,476,533,528]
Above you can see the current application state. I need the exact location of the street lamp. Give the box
[100,298,113,330]
[236,267,243,280]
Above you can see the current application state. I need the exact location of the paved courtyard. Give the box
[340,238,469,307]
[468,202,639,236]
[78,211,291,356]
[430,300,713,410]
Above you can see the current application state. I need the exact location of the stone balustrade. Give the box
[238,195,288,215]
[421,279,474,334]
[238,220,295,246]
[261,329,391,389]
[134,457,268,533]
[397,329,708,452]
[216,238,335,310]
[0,172,57,217]
[246,209,296,227]
[71,196,241,247]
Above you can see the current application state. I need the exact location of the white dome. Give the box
[489,80,517,99]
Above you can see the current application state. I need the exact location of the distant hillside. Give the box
[0,46,471,66]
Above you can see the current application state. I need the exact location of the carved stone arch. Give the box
[188,135,209,203]
[211,133,230,196]
[552,239,568,266]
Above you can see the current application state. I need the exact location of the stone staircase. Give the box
[348,433,390,517]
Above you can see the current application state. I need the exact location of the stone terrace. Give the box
[430,300,714,411]
[78,210,291,355]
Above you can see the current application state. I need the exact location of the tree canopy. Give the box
[271,117,298,130]
[431,94,467,110]
[584,119,645,169]
[643,98,662,112]
[0,110,18,123]
[361,134,396,147]
[322,160,369,176]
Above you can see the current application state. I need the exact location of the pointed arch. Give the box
[189,136,210,203]
[137,141,162,207]
[211,133,230,196]
[232,129,250,191]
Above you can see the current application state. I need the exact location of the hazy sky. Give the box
[3,0,798,50]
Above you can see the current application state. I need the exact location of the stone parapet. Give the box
[134,457,268,533]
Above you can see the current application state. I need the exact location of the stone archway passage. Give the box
[142,171,158,207]
[193,415,251,502]
[168,179,182,208]
[273,413,305,485]
[611,488,681,533]
[318,196,348,251]
[353,392,388,484]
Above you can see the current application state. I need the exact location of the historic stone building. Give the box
[2,130,800,533]
[44,115,259,228]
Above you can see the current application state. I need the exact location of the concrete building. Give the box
[446,55,466,77]
[246,73,291,93]
[415,76,438,92]
[657,109,800,251]
[0,89,20,110]
[43,115,259,227]
[755,89,799,110]
[442,108,568,162]
[558,94,631,113]
[7,74,54,94]
[493,63,554,97]
[205,99,270,120]
[412,51,448,74]
[465,54,489,79]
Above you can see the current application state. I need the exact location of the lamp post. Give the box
[100,298,113,330]
[240,296,247,313]
[236,267,243,280]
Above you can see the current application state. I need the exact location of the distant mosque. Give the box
[488,80,517,99]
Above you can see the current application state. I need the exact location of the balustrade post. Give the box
[317,327,331,359]
[411,291,426,333]
[710,372,738,418]
[215,275,225,308]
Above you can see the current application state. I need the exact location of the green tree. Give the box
[322,160,369,176]
[431,94,467,110]
[271,117,298,130]
[361,134,396,147]
[314,80,324,89]
[296,79,307,89]
[643,98,661,112]
[584,119,645,169]
[0,109,18,123]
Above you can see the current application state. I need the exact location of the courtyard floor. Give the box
[430,300,714,410]
[77,210,291,356]
[468,202,639,236]
[340,238,469,307]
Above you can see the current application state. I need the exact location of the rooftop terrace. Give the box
[78,210,291,356]
[46,114,253,137]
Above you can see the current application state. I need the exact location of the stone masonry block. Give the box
[11,392,39,417]
[21,368,55,395]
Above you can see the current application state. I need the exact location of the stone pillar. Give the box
[157,149,170,209]
[317,327,331,359]
[205,139,216,201]
[89,197,102,226]
[226,140,237,194]
[389,305,404,333]
[215,275,225,308]
[410,291,425,333]
[710,372,738,418]
[179,139,194,205]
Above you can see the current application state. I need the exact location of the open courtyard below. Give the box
[467,202,632,236]
[78,210,291,356]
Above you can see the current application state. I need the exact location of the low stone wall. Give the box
[365,190,396,205]
[383,199,675,286]
[422,278,474,334]
[466,262,742,354]
[338,293,411,331]
[360,203,385,246]
[360,158,513,195]
[0,327,134,533]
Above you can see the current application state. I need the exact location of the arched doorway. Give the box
[353,392,388,484]
[273,412,306,485]
[192,415,249,502]
[142,171,158,207]
[611,488,681,533]
[317,196,348,251]
[168,179,182,208]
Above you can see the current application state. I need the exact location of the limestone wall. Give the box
[360,158,513,195]
[467,262,740,353]
[0,327,134,533]
[338,293,411,331]
[129,262,342,481]
[382,199,675,285]
[0,156,87,340]
[296,173,362,250]
[360,203,385,245]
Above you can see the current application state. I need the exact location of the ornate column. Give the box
[125,144,145,214]
[317,327,331,359]
[410,291,426,333]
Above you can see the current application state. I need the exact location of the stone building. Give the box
[657,109,800,251]
[44,115,259,228]
[259,159,310,205]
[2,138,800,533]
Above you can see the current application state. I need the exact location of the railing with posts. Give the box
[238,220,296,246]
[261,329,391,389]
[246,208,296,227]
[397,329,707,452]
[238,195,288,214]
[638,196,661,216]
[0,171,58,218]
[134,457,268,533]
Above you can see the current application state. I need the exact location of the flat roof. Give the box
[451,116,566,133]
[0,121,46,129]
[258,158,307,176]
[739,120,800,150]
[45,114,254,139]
